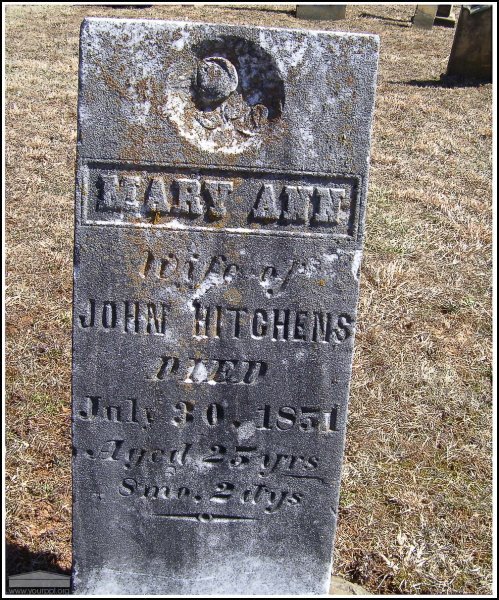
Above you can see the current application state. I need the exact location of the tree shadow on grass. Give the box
[104,4,153,7]
[6,541,70,577]
[210,5,295,15]
[389,75,492,88]
[359,12,412,27]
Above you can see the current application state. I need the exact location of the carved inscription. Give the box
[99,174,233,220]
[74,440,191,470]
[76,395,343,434]
[83,164,359,238]
[252,183,345,225]
[74,393,342,504]
[76,439,319,477]
[77,298,354,345]
[120,479,303,515]
[193,303,354,343]
[256,405,340,433]
[75,238,352,526]
[77,396,154,427]
[154,355,267,385]
[74,242,355,526]
[79,299,169,334]
[141,251,239,290]
[139,249,345,298]
[98,173,345,225]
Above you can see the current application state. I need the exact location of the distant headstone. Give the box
[103,4,153,7]
[329,576,372,595]
[296,4,346,21]
[435,4,456,27]
[72,17,378,594]
[412,4,438,29]
[447,5,492,80]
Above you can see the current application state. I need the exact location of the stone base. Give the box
[434,15,456,27]
[329,576,371,596]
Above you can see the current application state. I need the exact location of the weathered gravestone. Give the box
[412,4,439,29]
[447,5,492,81]
[296,4,347,21]
[435,5,456,27]
[72,17,378,594]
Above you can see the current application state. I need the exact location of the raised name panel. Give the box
[80,161,360,239]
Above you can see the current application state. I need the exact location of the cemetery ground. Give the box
[5,3,492,596]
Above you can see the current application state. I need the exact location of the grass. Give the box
[5,3,493,595]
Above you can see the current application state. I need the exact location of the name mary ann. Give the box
[96,171,349,226]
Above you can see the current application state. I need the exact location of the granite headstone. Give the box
[72,17,378,594]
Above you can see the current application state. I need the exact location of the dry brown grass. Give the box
[5,3,493,594]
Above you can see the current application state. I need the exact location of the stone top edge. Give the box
[81,16,380,46]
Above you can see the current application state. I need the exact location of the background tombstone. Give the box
[296,4,346,20]
[72,17,378,594]
[412,4,438,29]
[435,4,456,27]
[446,5,492,80]
[330,576,371,596]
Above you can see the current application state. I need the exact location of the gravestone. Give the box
[72,17,378,594]
[296,4,346,21]
[330,576,371,596]
[447,5,492,80]
[412,4,438,29]
[435,4,456,27]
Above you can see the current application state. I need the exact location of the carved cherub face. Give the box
[196,56,239,105]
